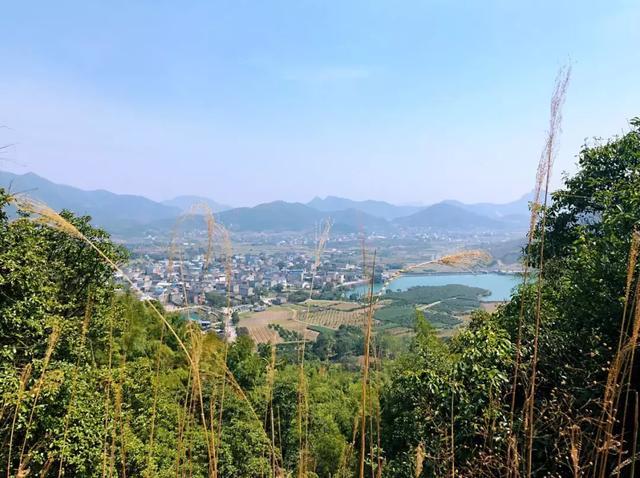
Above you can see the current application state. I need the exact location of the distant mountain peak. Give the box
[1,169,531,237]
[0,170,181,234]
[439,191,533,223]
[162,195,231,213]
[393,202,506,230]
[307,195,421,220]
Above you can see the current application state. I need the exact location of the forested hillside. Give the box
[1,118,639,477]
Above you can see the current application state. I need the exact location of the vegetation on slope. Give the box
[1,117,639,477]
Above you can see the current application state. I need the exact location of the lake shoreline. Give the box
[351,272,522,302]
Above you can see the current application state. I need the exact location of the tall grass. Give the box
[17,322,61,471]
[296,220,331,477]
[524,65,570,478]
[498,65,570,478]
[359,249,376,478]
[8,195,271,477]
[593,230,640,477]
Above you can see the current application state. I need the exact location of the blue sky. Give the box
[0,1,638,206]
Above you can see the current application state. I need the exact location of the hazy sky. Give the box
[1,1,639,207]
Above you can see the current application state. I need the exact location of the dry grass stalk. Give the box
[569,425,582,478]
[17,322,62,469]
[173,243,217,475]
[505,66,572,477]
[611,233,640,465]
[415,442,425,478]
[506,168,548,475]
[295,220,332,477]
[632,392,638,477]
[11,195,272,474]
[145,323,166,476]
[450,392,455,478]
[618,231,640,354]
[6,364,33,478]
[344,245,491,478]
[524,64,571,478]
[359,250,377,478]
[215,224,234,454]
[265,345,279,477]
[595,236,640,477]
[188,324,218,477]
[374,343,384,478]
[101,307,116,478]
[112,375,127,478]
[174,369,193,476]
[57,289,96,477]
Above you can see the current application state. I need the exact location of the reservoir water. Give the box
[353,273,521,302]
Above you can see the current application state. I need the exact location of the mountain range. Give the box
[0,171,180,231]
[161,195,231,213]
[307,196,420,220]
[393,202,506,230]
[0,170,532,236]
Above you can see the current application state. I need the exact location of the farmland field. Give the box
[238,306,319,343]
[299,301,385,330]
[238,290,498,344]
[238,301,378,343]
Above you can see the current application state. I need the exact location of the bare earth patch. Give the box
[239,306,318,343]
[239,301,378,343]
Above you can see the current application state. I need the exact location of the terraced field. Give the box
[238,301,379,343]
[238,306,317,344]
[299,301,385,330]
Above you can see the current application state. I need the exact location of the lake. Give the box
[353,273,521,302]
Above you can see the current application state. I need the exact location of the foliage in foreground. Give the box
[1,118,640,476]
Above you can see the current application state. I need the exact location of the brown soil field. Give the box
[239,301,379,343]
[300,302,385,330]
[238,306,319,344]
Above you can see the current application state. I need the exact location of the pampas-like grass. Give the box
[17,322,61,470]
[296,220,332,477]
[10,194,272,476]
[523,65,570,478]
[359,249,376,478]
[6,364,32,478]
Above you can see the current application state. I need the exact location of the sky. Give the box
[0,1,639,207]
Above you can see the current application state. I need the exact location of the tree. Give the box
[0,190,128,366]
[288,290,308,303]
[382,311,512,476]
[311,331,336,360]
[227,335,264,389]
[205,290,227,307]
[494,118,640,475]
[334,325,364,359]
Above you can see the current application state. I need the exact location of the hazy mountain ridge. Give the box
[442,191,533,218]
[162,195,231,213]
[1,170,530,235]
[307,195,420,220]
[216,202,391,233]
[0,171,181,231]
[393,202,507,230]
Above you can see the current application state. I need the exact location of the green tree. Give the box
[311,331,336,360]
